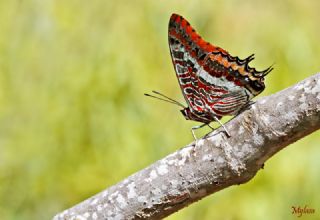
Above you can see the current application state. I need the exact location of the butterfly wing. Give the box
[168,14,220,114]
[168,13,272,118]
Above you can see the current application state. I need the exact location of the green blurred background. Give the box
[0,0,319,219]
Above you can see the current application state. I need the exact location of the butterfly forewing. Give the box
[168,14,209,114]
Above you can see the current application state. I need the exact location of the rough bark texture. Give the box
[54,73,320,220]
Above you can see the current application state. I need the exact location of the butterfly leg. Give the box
[191,123,208,140]
[213,116,231,137]
[207,123,215,130]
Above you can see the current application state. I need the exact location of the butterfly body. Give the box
[168,14,272,125]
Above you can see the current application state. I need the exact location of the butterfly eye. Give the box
[180,109,187,117]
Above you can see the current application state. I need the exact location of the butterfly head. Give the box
[180,107,212,123]
[180,108,191,120]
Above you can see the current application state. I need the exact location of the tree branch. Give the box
[53,73,320,220]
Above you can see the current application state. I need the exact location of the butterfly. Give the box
[145,13,272,140]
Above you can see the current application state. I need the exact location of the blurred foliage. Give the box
[0,0,319,219]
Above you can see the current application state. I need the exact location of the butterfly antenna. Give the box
[152,91,186,108]
[144,91,185,108]
[144,93,185,107]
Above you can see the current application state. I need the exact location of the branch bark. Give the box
[53,73,320,220]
